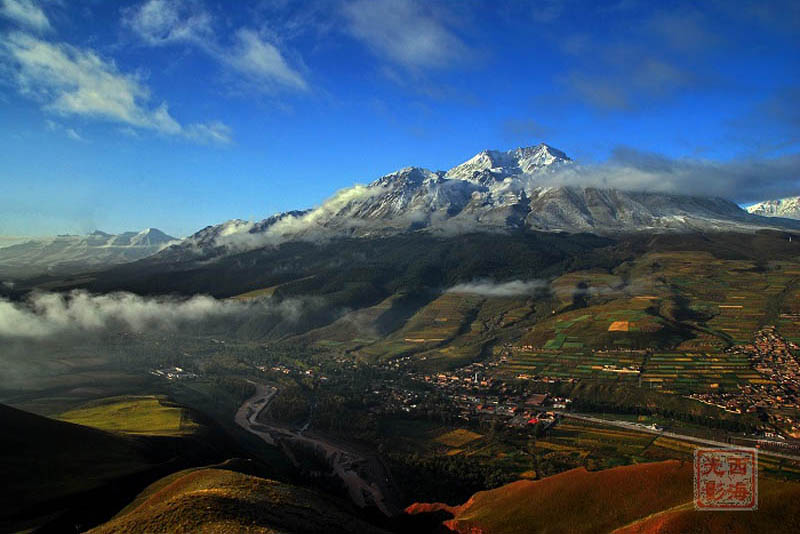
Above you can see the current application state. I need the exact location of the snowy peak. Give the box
[151,143,800,261]
[445,143,571,181]
[512,143,570,172]
[130,227,176,246]
[372,167,441,188]
[0,228,177,279]
[747,196,800,220]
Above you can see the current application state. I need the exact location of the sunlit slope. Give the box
[613,477,800,534]
[89,464,389,534]
[409,459,800,534]
[438,460,693,534]
[58,395,201,436]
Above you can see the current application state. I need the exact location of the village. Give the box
[689,326,800,437]
[149,366,198,381]
[365,357,572,431]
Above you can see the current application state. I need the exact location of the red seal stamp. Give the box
[694,448,757,511]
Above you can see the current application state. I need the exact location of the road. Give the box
[559,411,800,463]
[234,380,402,517]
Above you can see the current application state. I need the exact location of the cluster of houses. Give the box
[256,363,329,382]
[688,326,800,437]
[150,366,198,380]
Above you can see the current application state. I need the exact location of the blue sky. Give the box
[1,0,798,238]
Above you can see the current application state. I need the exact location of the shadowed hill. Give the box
[89,462,390,534]
[0,400,233,533]
[0,403,156,531]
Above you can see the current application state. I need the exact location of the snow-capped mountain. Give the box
[746,197,800,220]
[159,144,797,259]
[0,228,177,279]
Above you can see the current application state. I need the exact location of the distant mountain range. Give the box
[3,145,798,277]
[156,143,799,260]
[747,196,800,220]
[0,228,177,279]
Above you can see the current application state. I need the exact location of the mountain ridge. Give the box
[154,143,798,261]
[0,228,177,279]
[747,196,800,220]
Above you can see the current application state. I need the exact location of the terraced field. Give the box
[501,349,644,383]
[640,352,763,392]
[353,293,491,365]
[550,270,626,307]
[521,297,666,351]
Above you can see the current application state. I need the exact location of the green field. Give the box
[500,349,644,383]
[640,352,762,392]
[58,395,200,436]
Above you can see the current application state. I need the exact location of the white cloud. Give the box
[126,0,212,45]
[64,127,85,142]
[45,118,87,142]
[538,147,800,203]
[223,28,308,91]
[0,0,50,32]
[2,31,232,144]
[342,0,468,71]
[0,290,308,339]
[124,0,308,92]
[184,120,232,145]
[447,279,548,297]
[202,183,385,252]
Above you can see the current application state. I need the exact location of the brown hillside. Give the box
[89,465,389,534]
[410,460,694,534]
[612,477,800,534]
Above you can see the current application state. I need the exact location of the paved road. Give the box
[559,411,800,463]
[234,380,401,517]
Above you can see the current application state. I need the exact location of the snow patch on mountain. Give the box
[746,196,800,220]
[0,228,178,279]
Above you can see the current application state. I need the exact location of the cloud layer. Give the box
[447,279,547,297]
[0,290,303,339]
[540,148,800,203]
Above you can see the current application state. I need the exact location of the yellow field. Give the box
[435,428,483,448]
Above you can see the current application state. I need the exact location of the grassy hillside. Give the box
[57,395,201,436]
[89,462,389,534]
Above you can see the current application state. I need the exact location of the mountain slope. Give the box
[0,398,235,533]
[415,460,692,534]
[747,196,800,220]
[612,475,800,533]
[89,463,389,534]
[406,460,800,534]
[0,402,156,531]
[0,228,177,279]
[156,144,797,260]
